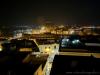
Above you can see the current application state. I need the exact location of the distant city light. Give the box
[41,26,45,30]
[59,25,64,28]
[69,30,75,34]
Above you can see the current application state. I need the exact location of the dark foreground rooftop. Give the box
[50,55,100,75]
[0,52,47,75]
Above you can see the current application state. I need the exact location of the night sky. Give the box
[0,0,100,26]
